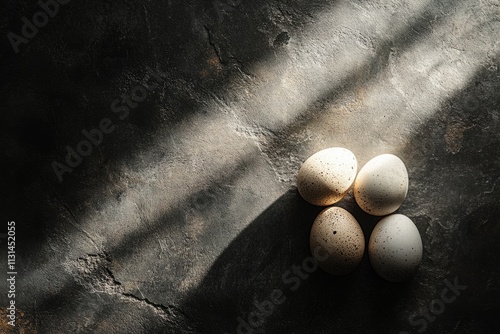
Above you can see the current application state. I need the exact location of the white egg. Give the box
[354,154,408,216]
[310,207,365,275]
[297,147,357,206]
[368,214,423,282]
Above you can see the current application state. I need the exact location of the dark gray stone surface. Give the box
[1,0,499,333]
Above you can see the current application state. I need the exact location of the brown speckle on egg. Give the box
[310,207,365,275]
[297,148,357,206]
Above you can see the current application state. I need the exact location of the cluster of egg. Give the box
[297,148,423,282]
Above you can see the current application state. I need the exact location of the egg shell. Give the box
[310,206,365,275]
[297,147,357,206]
[354,154,408,216]
[368,214,423,282]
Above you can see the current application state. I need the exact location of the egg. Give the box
[310,207,365,275]
[368,214,423,282]
[354,154,408,216]
[297,147,357,206]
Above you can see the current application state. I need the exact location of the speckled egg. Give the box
[310,207,365,275]
[297,148,357,206]
[368,214,423,282]
[354,154,408,216]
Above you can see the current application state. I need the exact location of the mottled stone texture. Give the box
[0,0,499,333]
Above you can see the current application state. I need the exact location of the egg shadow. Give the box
[180,188,418,334]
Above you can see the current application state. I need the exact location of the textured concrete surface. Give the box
[1,0,499,333]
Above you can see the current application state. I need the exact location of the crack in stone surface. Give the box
[204,25,252,76]
[121,292,178,319]
[65,253,123,294]
[204,25,224,64]
[64,252,195,324]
